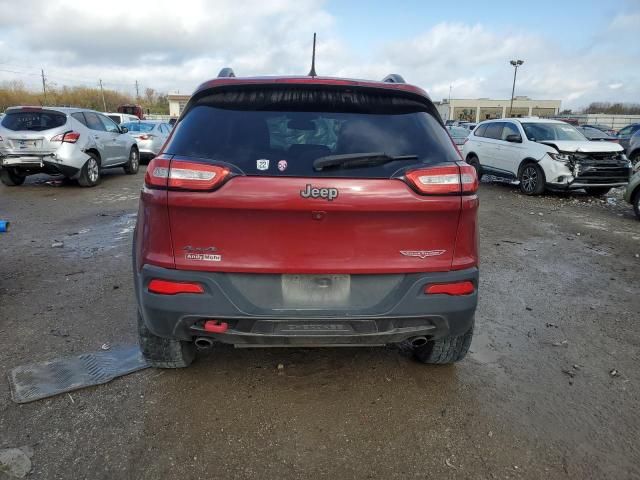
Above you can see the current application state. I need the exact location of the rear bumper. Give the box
[134,264,478,345]
[0,153,84,178]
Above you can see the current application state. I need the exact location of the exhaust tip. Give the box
[194,337,214,350]
[409,336,428,348]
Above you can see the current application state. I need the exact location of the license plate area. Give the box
[281,274,351,307]
[9,139,41,150]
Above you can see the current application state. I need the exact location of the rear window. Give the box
[122,122,155,132]
[165,88,459,178]
[484,123,504,139]
[474,124,488,137]
[1,110,67,131]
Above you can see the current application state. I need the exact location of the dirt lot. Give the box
[1,169,639,479]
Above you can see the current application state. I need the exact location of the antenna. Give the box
[308,32,317,77]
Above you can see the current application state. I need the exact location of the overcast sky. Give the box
[0,0,638,109]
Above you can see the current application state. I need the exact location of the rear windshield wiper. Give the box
[313,152,419,171]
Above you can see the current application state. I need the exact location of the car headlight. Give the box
[549,152,571,162]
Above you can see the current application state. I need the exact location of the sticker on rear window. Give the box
[185,253,222,262]
[256,159,270,170]
[278,160,288,172]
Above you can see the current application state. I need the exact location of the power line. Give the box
[41,68,47,104]
[99,79,107,111]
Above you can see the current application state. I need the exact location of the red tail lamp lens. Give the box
[425,281,475,296]
[51,131,81,143]
[148,279,204,295]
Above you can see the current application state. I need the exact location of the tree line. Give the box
[0,81,169,114]
[583,102,640,115]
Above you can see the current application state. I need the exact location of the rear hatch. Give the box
[122,122,156,142]
[0,109,67,155]
[153,84,474,274]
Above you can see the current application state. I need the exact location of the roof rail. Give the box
[382,74,406,84]
[218,67,236,78]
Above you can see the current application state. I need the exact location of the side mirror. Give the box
[121,127,128,134]
[505,134,522,143]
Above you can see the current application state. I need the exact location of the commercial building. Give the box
[168,92,191,117]
[436,97,562,123]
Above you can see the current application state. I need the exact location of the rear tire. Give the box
[137,312,195,368]
[630,151,640,172]
[123,147,139,174]
[413,321,474,364]
[0,168,26,186]
[466,155,482,180]
[633,190,640,220]
[519,162,545,195]
[78,153,101,187]
[584,187,611,196]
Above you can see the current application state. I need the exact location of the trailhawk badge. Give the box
[400,250,446,259]
[300,184,339,201]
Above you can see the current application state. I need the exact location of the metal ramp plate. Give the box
[8,345,149,404]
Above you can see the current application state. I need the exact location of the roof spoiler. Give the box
[382,74,406,84]
[218,67,236,78]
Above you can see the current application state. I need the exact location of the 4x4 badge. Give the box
[300,184,339,201]
[400,250,446,259]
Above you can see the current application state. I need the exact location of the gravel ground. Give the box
[0,169,639,479]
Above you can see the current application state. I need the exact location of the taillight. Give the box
[168,160,230,191]
[138,134,154,140]
[425,281,475,295]
[458,163,479,194]
[50,131,80,143]
[145,157,231,191]
[145,157,170,188]
[405,164,478,195]
[148,279,204,295]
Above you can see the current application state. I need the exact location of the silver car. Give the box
[121,121,171,160]
[446,126,471,146]
[0,106,139,187]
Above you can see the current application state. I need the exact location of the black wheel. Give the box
[584,187,611,196]
[466,155,482,180]
[633,190,640,220]
[137,312,195,368]
[630,152,640,172]
[0,168,26,186]
[413,321,474,364]
[519,163,545,195]
[123,147,139,175]
[78,152,101,187]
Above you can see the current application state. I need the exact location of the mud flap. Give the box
[7,345,149,404]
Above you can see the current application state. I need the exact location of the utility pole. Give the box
[448,84,452,121]
[135,80,139,100]
[509,59,524,117]
[41,69,47,105]
[99,79,107,112]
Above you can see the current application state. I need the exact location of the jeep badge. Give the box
[300,184,339,201]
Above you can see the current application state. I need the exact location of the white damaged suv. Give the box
[0,106,139,187]
[462,118,631,195]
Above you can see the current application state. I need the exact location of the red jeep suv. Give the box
[133,70,479,368]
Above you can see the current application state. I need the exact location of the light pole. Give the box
[509,59,524,117]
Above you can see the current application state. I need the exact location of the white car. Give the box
[105,112,140,124]
[0,106,139,187]
[461,118,631,195]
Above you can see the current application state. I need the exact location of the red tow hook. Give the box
[203,320,229,334]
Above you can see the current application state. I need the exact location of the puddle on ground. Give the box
[58,213,136,259]
[468,329,502,365]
